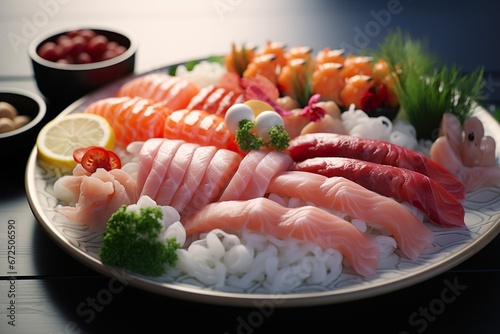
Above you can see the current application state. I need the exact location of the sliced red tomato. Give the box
[73,145,98,163]
[73,146,121,173]
[80,147,111,173]
[107,150,122,170]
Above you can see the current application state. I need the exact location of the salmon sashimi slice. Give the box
[116,73,200,111]
[287,133,466,200]
[55,168,138,232]
[267,171,434,259]
[169,145,218,213]
[181,197,380,277]
[163,109,190,139]
[163,108,239,153]
[187,85,244,115]
[238,151,294,200]
[183,148,242,216]
[219,150,268,201]
[140,139,184,200]
[84,96,172,146]
[292,157,466,228]
[155,142,200,206]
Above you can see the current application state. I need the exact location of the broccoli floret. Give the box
[99,204,181,276]
[236,119,265,151]
[235,119,290,152]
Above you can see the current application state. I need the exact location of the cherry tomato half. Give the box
[107,150,122,170]
[73,145,98,163]
[80,147,111,173]
[73,146,121,173]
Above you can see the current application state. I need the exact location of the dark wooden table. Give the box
[1,1,500,333]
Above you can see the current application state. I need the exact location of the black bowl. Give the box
[0,88,46,178]
[29,26,137,107]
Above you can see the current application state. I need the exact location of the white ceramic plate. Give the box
[25,64,500,307]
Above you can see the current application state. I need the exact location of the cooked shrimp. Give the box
[284,45,313,64]
[256,41,287,68]
[341,55,374,80]
[311,62,345,105]
[339,74,375,108]
[277,58,310,102]
[243,53,279,86]
[315,47,345,65]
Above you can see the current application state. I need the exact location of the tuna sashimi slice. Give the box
[169,145,218,213]
[287,133,466,200]
[267,171,434,259]
[292,157,466,228]
[155,142,199,206]
[181,197,380,278]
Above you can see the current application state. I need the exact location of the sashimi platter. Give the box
[26,31,500,306]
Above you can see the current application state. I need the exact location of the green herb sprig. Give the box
[374,29,485,140]
[235,119,290,152]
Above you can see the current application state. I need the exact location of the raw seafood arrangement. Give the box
[34,32,500,293]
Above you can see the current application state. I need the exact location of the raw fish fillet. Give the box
[169,145,218,212]
[116,73,200,111]
[163,108,239,153]
[55,168,138,232]
[136,138,164,193]
[84,96,172,146]
[219,150,293,201]
[183,148,242,215]
[292,157,466,228]
[239,151,293,200]
[287,133,466,199]
[267,171,434,259]
[218,150,267,201]
[140,139,184,200]
[187,85,244,115]
[182,197,380,277]
[155,142,199,206]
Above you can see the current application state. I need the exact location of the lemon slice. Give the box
[243,99,275,115]
[36,113,115,169]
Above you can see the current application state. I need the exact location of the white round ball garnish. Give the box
[224,103,255,134]
[254,110,284,140]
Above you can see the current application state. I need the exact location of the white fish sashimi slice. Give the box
[140,139,184,200]
[56,168,138,232]
[136,138,164,193]
[155,142,200,206]
[169,145,218,212]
